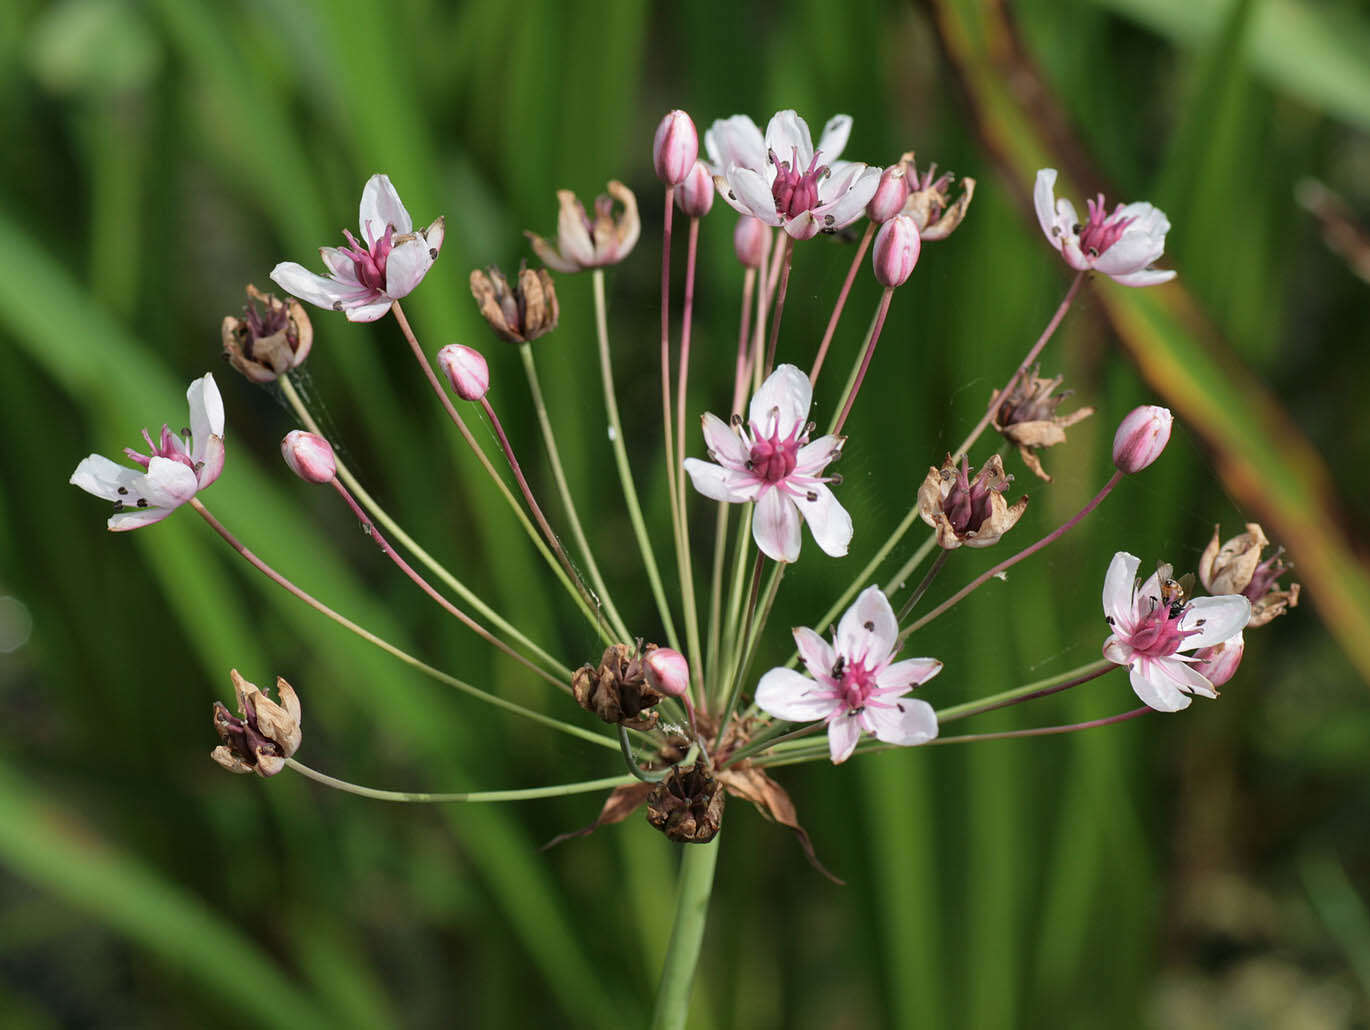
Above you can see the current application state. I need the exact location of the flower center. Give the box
[124,425,197,473]
[769,147,829,219]
[1076,195,1135,258]
[833,656,877,712]
[341,222,396,291]
[748,425,801,483]
[1124,597,1199,658]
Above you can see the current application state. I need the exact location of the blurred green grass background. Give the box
[2,0,1369,1026]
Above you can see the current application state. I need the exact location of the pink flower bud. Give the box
[872,215,921,287]
[644,647,690,698]
[1112,405,1173,474]
[675,160,715,218]
[867,164,910,223]
[734,216,770,268]
[1193,634,1244,687]
[437,344,489,401]
[280,430,336,484]
[653,110,698,186]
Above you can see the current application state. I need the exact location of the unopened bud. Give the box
[734,216,770,269]
[281,430,336,484]
[1112,405,1172,474]
[675,161,715,219]
[653,110,699,186]
[571,643,664,730]
[1193,633,1244,687]
[644,647,690,698]
[867,164,910,223]
[872,215,921,287]
[438,344,490,401]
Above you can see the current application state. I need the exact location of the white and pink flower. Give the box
[756,586,941,764]
[1034,169,1175,286]
[70,373,225,531]
[1101,551,1250,711]
[684,364,851,564]
[271,174,444,322]
[706,110,879,241]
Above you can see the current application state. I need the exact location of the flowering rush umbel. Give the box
[70,103,1296,1028]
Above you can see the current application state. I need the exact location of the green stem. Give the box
[519,341,633,643]
[286,760,633,802]
[933,658,1116,724]
[278,375,571,681]
[593,269,680,650]
[650,836,721,1030]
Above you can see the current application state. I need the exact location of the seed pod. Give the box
[646,759,726,844]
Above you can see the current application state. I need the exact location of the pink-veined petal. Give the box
[827,712,863,764]
[684,458,754,503]
[836,586,899,666]
[1102,551,1140,627]
[793,626,836,681]
[753,488,801,563]
[795,434,842,474]
[359,173,412,239]
[749,363,811,436]
[794,482,851,558]
[341,296,393,323]
[728,166,781,224]
[765,109,814,169]
[755,667,838,724]
[383,238,433,299]
[815,114,852,162]
[319,247,361,284]
[782,212,821,241]
[873,657,943,692]
[700,412,748,468]
[1181,594,1251,650]
[270,262,355,310]
[1128,659,1193,712]
[865,696,938,747]
[704,115,765,176]
[1133,568,1164,623]
[1102,636,1135,666]
[142,456,199,507]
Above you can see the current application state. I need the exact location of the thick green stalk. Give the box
[650,837,721,1030]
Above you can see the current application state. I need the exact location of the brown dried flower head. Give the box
[1199,523,1300,627]
[571,643,664,730]
[526,180,640,273]
[211,669,302,777]
[646,759,726,844]
[917,453,1028,549]
[469,263,559,344]
[990,366,1095,481]
[899,152,975,241]
[221,285,313,383]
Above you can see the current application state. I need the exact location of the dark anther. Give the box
[112,501,124,512]
[429,248,438,259]
[136,498,149,508]
[117,487,128,495]
[1072,223,1082,234]
[864,620,875,632]
[806,491,818,502]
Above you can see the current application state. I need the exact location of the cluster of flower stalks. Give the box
[71,108,1301,864]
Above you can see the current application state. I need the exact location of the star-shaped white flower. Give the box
[756,586,941,764]
[70,374,225,531]
[271,174,445,322]
[1034,169,1175,286]
[1101,551,1250,711]
[684,364,852,564]
[706,110,879,241]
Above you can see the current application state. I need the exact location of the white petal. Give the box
[728,166,781,224]
[1128,659,1192,712]
[342,297,395,323]
[384,238,433,299]
[270,262,353,310]
[187,373,225,454]
[1092,231,1164,276]
[319,247,360,284]
[765,109,814,168]
[749,363,812,436]
[1034,169,1063,252]
[814,165,879,230]
[794,482,852,557]
[196,435,225,490]
[873,657,943,692]
[827,712,863,763]
[836,586,899,666]
[755,667,837,723]
[1133,568,1163,623]
[684,458,753,503]
[70,454,142,502]
[1061,236,1091,271]
[1157,657,1218,698]
[783,212,821,241]
[1101,551,1140,627]
[556,193,596,269]
[793,626,836,681]
[358,173,413,239]
[1107,267,1177,287]
[704,115,765,175]
[753,488,801,563]
[107,505,176,532]
[714,173,758,217]
[142,456,199,507]
[815,114,852,162]
[700,412,748,468]
[422,216,446,256]
[1102,636,1135,666]
[866,697,938,747]
[795,434,842,474]
[1180,594,1251,650]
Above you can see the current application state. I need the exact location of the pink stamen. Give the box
[341,224,395,291]
[770,146,829,219]
[1122,597,1200,658]
[1077,194,1135,257]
